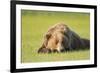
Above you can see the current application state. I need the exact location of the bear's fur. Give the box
[38,23,90,53]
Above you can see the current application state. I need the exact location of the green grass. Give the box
[21,10,90,63]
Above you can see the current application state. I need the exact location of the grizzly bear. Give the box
[38,23,90,53]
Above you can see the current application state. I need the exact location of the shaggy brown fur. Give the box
[38,23,90,53]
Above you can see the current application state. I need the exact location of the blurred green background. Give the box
[21,10,90,63]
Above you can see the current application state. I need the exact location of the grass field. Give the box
[21,10,90,63]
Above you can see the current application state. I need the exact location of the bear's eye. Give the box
[45,34,51,39]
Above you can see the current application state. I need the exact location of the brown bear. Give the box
[38,23,90,53]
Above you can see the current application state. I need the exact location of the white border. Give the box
[16,4,94,69]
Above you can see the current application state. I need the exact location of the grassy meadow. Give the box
[21,10,90,63]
